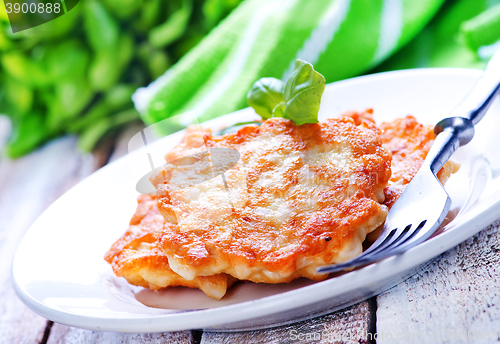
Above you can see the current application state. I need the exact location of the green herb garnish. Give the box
[247,59,326,125]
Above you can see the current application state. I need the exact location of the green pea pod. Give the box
[4,76,33,115]
[118,33,134,67]
[148,50,171,79]
[203,0,241,29]
[138,42,171,79]
[149,0,192,48]
[172,32,204,59]
[1,51,49,87]
[460,4,500,53]
[5,114,49,158]
[84,0,120,52]
[47,77,94,129]
[203,0,226,29]
[246,77,284,120]
[104,84,137,111]
[67,100,110,133]
[282,60,325,125]
[103,0,144,19]
[89,34,133,91]
[137,0,162,32]
[46,40,89,82]
[78,108,139,152]
[31,3,81,41]
[111,108,140,127]
[89,51,121,91]
[77,117,112,152]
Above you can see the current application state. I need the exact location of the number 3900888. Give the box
[5,2,61,14]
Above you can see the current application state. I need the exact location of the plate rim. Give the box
[13,67,498,333]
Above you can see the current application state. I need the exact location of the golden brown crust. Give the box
[342,111,457,209]
[108,110,459,296]
[339,108,376,127]
[379,115,456,208]
[104,195,235,300]
[152,117,391,283]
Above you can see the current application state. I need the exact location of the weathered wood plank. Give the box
[376,220,500,344]
[201,301,373,344]
[108,123,145,163]
[0,115,11,150]
[0,136,107,344]
[46,325,194,344]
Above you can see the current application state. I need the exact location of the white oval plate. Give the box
[12,69,500,333]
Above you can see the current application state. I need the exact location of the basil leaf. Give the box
[247,77,285,119]
[272,101,285,117]
[283,59,325,125]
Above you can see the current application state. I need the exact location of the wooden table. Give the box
[1,121,499,344]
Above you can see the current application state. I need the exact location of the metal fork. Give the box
[317,49,500,274]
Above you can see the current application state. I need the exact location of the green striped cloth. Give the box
[133,0,500,130]
[375,0,500,72]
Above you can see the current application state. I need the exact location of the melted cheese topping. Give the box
[104,195,235,300]
[151,118,391,283]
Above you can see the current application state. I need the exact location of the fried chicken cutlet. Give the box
[340,110,458,243]
[379,115,457,208]
[150,117,392,283]
[104,195,236,300]
[341,110,457,209]
[106,111,457,298]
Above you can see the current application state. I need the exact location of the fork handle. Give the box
[426,48,500,174]
[449,49,500,125]
[427,117,474,174]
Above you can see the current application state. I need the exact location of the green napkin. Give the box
[374,0,500,72]
[134,0,445,130]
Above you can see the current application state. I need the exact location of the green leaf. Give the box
[246,77,284,119]
[282,59,325,125]
[247,60,325,125]
[272,101,285,118]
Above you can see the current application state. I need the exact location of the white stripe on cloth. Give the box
[281,0,352,81]
[371,0,403,66]
[133,65,174,115]
[487,0,500,9]
[179,0,298,126]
